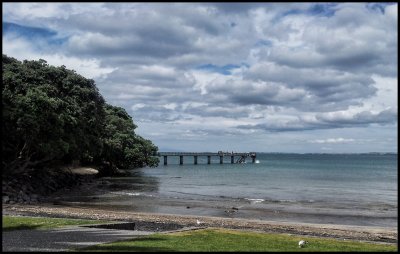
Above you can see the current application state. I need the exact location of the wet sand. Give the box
[4,169,396,245]
[3,204,397,244]
[36,173,397,229]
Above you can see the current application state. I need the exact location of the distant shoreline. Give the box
[158,152,397,155]
[3,204,397,244]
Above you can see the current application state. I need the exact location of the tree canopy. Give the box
[2,54,158,176]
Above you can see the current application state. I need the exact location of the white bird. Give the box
[196,219,202,225]
[298,240,308,248]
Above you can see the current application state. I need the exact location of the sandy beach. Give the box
[2,204,397,244]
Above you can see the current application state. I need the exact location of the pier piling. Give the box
[158,152,257,165]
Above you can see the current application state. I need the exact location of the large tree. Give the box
[98,105,159,174]
[2,55,158,176]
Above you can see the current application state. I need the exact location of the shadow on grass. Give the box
[121,237,167,242]
[78,237,175,252]
[3,224,42,232]
[79,245,174,252]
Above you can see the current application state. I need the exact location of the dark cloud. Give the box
[182,104,250,119]
[315,108,398,126]
[237,108,397,132]
[104,65,189,88]
[199,65,378,112]
[129,105,191,123]
[209,3,266,13]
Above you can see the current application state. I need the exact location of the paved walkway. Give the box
[2,225,154,252]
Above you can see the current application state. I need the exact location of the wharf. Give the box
[157,151,257,165]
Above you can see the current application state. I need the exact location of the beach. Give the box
[2,203,397,244]
[32,153,397,228]
[3,153,397,245]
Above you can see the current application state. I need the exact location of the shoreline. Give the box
[3,204,397,244]
[38,168,397,229]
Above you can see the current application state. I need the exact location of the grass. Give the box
[2,215,110,231]
[3,216,396,252]
[80,228,397,252]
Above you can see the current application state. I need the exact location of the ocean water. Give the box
[151,153,397,206]
[64,153,398,228]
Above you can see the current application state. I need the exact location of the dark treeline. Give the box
[2,54,159,177]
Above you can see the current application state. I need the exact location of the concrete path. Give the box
[2,225,154,252]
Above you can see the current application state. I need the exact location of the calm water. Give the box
[65,153,398,227]
[151,153,397,206]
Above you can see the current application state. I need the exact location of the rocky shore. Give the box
[2,167,98,205]
[3,204,397,244]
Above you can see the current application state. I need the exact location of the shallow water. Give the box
[58,153,398,228]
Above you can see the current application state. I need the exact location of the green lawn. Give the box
[80,228,397,252]
[2,215,110,231]
[3,216,396,252]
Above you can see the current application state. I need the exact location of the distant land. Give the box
[157,151,397,155]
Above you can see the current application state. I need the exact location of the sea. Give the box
[63,153,398,228]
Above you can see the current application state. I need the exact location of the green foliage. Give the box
[2,215,110,231]
[2,54,158,176]
[98,105,159,174]
[80,228,397,252]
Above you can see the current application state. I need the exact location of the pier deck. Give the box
[157,152,256,165]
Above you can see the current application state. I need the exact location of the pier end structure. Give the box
[158,152,257,165]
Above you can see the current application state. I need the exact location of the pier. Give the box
[158,151,257,165]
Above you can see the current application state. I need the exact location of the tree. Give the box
[2,54,158,177]
[97,104,158,174]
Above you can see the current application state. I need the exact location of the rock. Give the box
[36,185,46,193]
[225,209,238,214]
[13,183,21,190]
[2,196,9,203]
[2,168,99,205]
[22,194,30,202]
[7,185,15,192]
[3,191,13,197]
[27,184,34,191]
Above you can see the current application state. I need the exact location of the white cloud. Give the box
[2,2,397,152]
[131,103,147,111]
[309,138,355,144]
[385,3,398,23]
[2,35,115,79]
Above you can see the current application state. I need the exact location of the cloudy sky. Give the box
[3,2,398,153]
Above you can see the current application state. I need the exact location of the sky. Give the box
[2,2,398,153]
